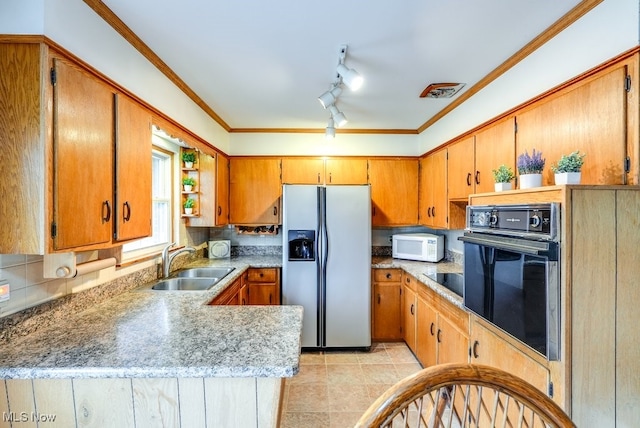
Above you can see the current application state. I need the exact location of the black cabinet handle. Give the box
[466,173,471,186]
[410,304,414,315]
[475,171,480,185]
[432,206,436,217]
[472,340,480,359]
[386,273,392,279]
[430,322,435,336]
[269,293,272,305]
[437,329,442,343]
[317,172,321,183]
[329,172,332,183]
[273,206,278,216]
[102,200,111,223]
[427,207,432,217]
[372,206,376,216]
[218,206,222,216]
[123,201,131,222]
[377,294,381,304]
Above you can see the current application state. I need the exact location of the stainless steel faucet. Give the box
[162,242,196,278]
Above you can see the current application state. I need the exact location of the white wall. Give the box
[418,0,640,153]
[229,132,420,156]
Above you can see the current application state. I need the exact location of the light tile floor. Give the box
[281,342,422,428]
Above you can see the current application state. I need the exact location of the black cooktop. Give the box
[423,272,464,297]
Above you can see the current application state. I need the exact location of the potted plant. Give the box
[492,165,515,191]
[551,151,585,185]
[517,149,545,189]
[181,151,196,168]
[183,197,195,215]
[182,176,196,192]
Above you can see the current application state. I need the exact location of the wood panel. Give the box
[73,378,135,427]
[0,43,46,254]
[437,314,469,365]
[257,378,283,428]
[419,148,448,228]
[372,282,402,340]
[32,379,76,427]
[281,158,324,184]
[570,190,616,426]
[229,158,281,225]
[216,152,230,225]
[516,66,627,186]
[204,378,257,428]
[114,93,152,241]
[187,152,216,227]
[325,158,368,184]
[415,295,437,367]
[4,379,36,428]
[402,283,417,353]
[369,159,418,226]
[615,190,640,426]
[177,378,206,428]
[132,378,179,427]
[447,136,475,200]
[474,117,516,193]
[53,57,114,250]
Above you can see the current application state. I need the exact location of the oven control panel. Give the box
[466,203,558,239]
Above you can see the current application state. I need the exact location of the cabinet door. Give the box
[325,159,368,184]
[516,66,627,185]
[239,282,249,305]
[470,320,549,394]
[403,285,417,353]
[447,136,475,200]
[474,117,516,194]
[369,159,419,226]
[216,152,230,226]
[419,149,448,228]
[114,94,151,242]
[415,295,437,367]
[229,158,281,224]
[52,58,114,250]
[372,283,402,340]
[248,283,279,305]
[281,158,324,184]
[437,315,469,364]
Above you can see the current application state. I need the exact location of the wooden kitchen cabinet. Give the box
[208,275,243,305]
[281,158,325,184]
[229,158,281,225]
[114,94,152,242]
[324,158,368,184]
[516,64,628,186]
[282,157,368,185]
[448,117,516,200]
[187,151,229,227]
[402,274,418,354]
[371,269,403,341]
[369,159,419,226]
[247,268,281,305]
[415,292,437,367]
[419,148,448,228]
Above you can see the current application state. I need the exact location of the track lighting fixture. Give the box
[318,85,343,109]
[325,118,336,139]
[336,63,363,91]
[328,105,347,128]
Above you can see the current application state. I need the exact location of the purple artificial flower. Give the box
[517,149,545,174]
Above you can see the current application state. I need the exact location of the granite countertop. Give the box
[0,255,301,380]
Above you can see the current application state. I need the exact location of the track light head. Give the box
[325,118,336,139]
[336,63,363,91]
[318,85,343,109]
[328,105,347,128]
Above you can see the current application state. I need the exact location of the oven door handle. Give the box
[458,233,557,258]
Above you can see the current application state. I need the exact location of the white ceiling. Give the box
[100,0,583,132]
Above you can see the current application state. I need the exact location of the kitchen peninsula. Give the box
[0,261,303,428]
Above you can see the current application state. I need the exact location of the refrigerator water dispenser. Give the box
[288,230,315,261]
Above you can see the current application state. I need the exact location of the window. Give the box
[122,148,173,255]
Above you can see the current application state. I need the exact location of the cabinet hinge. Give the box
[50,68,56,86]
[548,381,554,398]
[50,222,57,238]
[625,74,632,92]
[514,119,518,134]
[624,156,631,173]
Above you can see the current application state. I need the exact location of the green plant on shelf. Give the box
[491,164,515,183]
[181,151,196,164]
[182,177,196,186]
[551,151,586,173]
[183,198,196,209]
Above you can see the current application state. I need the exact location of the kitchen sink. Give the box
[151,278,217,291]
[174,267,235,278]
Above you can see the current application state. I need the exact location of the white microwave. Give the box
[392,233,444,262]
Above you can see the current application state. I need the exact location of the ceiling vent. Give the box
[420,83,465,98]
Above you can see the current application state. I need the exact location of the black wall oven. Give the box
[460,204,560,360]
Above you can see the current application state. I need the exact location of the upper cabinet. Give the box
[0,42,152,254]
[419,148,448,229]
[516,62,630,186]
[230,158,282,225]
[281,157,368,185]
[188,151,230,227]
[216,152,230,226]
[114,94,152,242]
[369,159,418,226]
[448,118,516,200]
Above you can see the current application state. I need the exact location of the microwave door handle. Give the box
[458,234,552,256]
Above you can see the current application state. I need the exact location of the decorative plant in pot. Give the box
[492,164,515,191]
[182,176,196,192]
[181,151,196,168]
[517,149,545,189]
[183,197,195,215]
[551,151,585,185]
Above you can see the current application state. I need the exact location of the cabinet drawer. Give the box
[248,268,278,283]
[402,273,418,291]
[373,269,402,282]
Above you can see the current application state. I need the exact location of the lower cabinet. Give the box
[469,317,549,395]
[208,276,243,305]
[402,274,417,354]
[247,268,281,305]
[371,269,403,340]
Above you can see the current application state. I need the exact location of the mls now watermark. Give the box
[3,412,57,423]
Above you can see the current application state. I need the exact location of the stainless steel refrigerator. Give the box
[282,184,371,350]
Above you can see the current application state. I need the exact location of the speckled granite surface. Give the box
[0,256,301,380]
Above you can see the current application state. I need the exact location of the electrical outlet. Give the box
[0,280,10,303]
